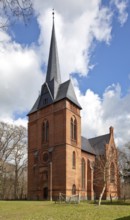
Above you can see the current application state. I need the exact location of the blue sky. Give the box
[0,0,130,146]
[9,1,130,97]
[9,17,40,45]
[74,7,130,97]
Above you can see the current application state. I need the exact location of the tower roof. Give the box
[46,19,61,84]
[28,13,81,115]
[55,79,82,108]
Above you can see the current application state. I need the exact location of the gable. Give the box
[88,134,110,155]
[38,83,53,109]
[55,80,82,109]
[28,83,54,115]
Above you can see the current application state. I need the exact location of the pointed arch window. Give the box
[110,162,115,183]
[74,118,76,140]
[71,118,73,140]
[46,121,49,141]
[81,158,85,189]
[72,151,76,169]
[72,184,76,195]
[70,116,77,141]
[42,120,49,143]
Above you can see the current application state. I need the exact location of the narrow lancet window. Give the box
[70,116,77,141]
[81,158,85,189]
[110,162,115,183]
[72,151,76,169]
[42,120,49,143]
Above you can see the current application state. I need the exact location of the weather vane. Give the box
[52,9,55,20]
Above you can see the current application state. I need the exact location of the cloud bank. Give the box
[0,0,129,146]
[0,30,43,126]
[74,81,130,146]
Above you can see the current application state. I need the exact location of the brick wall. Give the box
[28,99,82,200]
[28,100,119,201]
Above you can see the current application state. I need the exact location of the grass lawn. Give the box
[0,200,130,220]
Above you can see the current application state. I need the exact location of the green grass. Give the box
[0,200,130,220]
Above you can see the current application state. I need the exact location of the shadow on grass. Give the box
[115,216,130,220]
[90,200,130,206]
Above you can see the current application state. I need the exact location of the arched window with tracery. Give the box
[72,184,76,195]
[42,120,49,143]
[72,151,76,169]
[81,158,85,189]
[110,162,115,183]
[70,116,77,141]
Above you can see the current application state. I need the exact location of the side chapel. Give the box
[28,15,120,200]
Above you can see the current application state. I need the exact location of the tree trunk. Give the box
[110,194,112,203]
[98,184,106,206]
[14,168,18,199]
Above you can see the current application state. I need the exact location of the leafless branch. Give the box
[0,121,27,199]
[0,0,33,29]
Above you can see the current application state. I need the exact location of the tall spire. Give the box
[28,10,81,115]
[46,10,61,84]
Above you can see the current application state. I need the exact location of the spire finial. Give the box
[52,9,55,21]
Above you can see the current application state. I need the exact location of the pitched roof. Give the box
[28,83,54,115]
[28,95,40,115]
[55,80,81,109]
[81,136,96,155]
[28,79,81,115]
[81,133,110,155]
[88,133,110,155]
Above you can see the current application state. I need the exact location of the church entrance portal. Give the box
[43,187,48,200]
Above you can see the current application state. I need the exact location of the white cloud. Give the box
[112,0,128,25]
[33,0,101,20]
[0,30,11,42]
[32,0,128,81]
[0,0,129,147]
[0,30,43,123]
[33,1,113,81]
[73,81,130,146]
[0,116,28,128]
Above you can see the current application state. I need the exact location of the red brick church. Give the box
[28,17,120,200]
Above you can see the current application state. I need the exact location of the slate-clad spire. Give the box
[46,13,61,84]
[28,11,82,115]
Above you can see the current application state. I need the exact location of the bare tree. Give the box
[0,0,33,29]
[0,122,14,198]
[0,122,27,199]
[93,149,119,205]
[10,125,27,199]
[0,122,15,162]
[118,143,130,199]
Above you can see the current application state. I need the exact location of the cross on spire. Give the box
[52,9,55,20]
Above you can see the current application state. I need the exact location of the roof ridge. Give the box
[59,79,70,86]
[45,82,54,100]
[88,133,110,140]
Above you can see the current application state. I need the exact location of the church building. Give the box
[28,16,120,200]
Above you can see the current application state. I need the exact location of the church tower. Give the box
[28,13,82,200]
